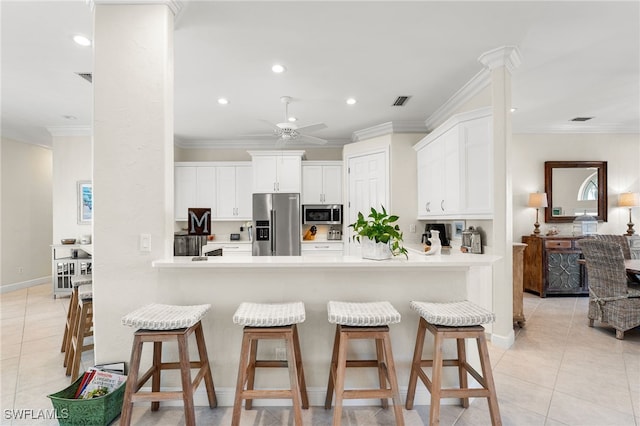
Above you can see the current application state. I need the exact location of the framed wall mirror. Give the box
[544,161,607,223]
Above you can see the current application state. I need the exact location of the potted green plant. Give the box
[348,206,408,260]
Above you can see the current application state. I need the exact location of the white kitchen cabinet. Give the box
[302,161,343,204]
[414,107,492,220]
[216,165,252,220]
[51,245,92,298]
[301,241,344,257]
[249,151,304,193]
[174,165,215,220]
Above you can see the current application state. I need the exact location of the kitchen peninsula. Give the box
[149,248,502,407]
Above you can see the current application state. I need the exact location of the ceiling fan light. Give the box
[217,98,229,105]
[272,64,286,73]
[346,98,357,105]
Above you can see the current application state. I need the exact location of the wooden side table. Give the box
[513,243,527,327]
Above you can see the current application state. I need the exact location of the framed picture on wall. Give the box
[452,220,465,240]
[77,181,93,225]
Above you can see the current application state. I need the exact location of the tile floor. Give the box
[1,284,639,425]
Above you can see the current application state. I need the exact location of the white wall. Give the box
[512,133,640,240]
[52,135,92,243]
[1,138,53,290]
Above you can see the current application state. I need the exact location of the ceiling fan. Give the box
[249,96,328,146]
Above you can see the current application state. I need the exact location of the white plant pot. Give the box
[361,237,392,260]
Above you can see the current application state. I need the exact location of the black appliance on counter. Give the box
[174,232,208,256]
[421,224,450,246]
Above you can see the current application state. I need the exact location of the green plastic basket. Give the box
[47,376,126,426]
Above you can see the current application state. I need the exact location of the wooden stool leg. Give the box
[477,334,501,426]
[292,324,309,409]
[456,337,469,408]
[68,300,90,381]
[406,317,427,410]
[324,325,341,409]
[64,298,79,370]
[429,331,444,426]
[177,333,196,426]
[375,338,389,409]
[232,331,252,426]
[121,334,143,426]
[194,321,217,408]
[285,331,303,426]
[332,329,349,426]
[381,332,404,426]
[61,288,78,354]
[244,338,258,410]
[151,341,162,411]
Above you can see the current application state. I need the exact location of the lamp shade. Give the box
[528,192,548,208]
[618,192,640,207]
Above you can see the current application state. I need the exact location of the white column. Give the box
[478,46,521,347]
[91,3,175,362]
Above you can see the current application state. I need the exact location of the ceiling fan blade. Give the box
[238,133,277,138]
[298,133,327,145]
[295,122,327,133]
[258,119,281,131]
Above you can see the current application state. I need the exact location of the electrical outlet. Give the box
[275,347,287,360]
[17,266,24,274]
[409,224,416,233]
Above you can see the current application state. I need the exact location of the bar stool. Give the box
[65,286,94,382]
[325,301,404,426]
[120,303,217,426]
[232,301,309,426]
[405,300,501,426]
[61,275,92,357]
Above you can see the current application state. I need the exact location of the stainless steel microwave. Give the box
[302,204,343,225]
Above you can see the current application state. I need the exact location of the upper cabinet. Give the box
[174,165,216,221]
[302,161,343,204]
[249,151,304,193]
[216,164,252,220]
[414,107,493,220]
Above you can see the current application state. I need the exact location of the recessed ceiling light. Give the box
[346,98,357,105]
[62,115,77,120]
[73,35,91,47]
[272,64,286,73]
[288,116,297,122]
[217,98,229,105]
[510,107,518,113]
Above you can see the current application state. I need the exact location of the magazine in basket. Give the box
[77,370,127,399]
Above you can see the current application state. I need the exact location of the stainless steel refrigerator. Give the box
[252,193,301,256]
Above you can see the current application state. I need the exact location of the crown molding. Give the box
[351,121,427,142]
[174,138,349,150]
[87,0,183,16]
[478,45,522,74]
[46,125,92,137]
[423,68,491,132]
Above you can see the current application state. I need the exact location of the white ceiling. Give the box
[2,1,639,148]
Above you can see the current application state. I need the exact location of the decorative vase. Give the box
[361,237,392,260]
[425,230,442,256]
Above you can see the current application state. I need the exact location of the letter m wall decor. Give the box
[188,208,211,235]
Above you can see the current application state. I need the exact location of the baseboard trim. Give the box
[1,276,50,294]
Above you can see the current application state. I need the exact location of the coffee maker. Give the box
[421,224,450,246]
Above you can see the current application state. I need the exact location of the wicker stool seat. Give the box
[232,302,308,426]
[325,301,404,425]
[120,303,217,426]
[406,300,501,426]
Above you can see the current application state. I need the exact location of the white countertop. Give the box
[152,246,500,269]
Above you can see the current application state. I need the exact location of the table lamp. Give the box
[528,192,548,235]
[619,192,639,235]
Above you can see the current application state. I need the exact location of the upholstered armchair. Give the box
[579,240,640,339]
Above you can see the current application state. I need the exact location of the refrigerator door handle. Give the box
[270,210,276,254]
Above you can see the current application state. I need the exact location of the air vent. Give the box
[392,96,411,106]
[570,116,593,122]
[75,72,92,83]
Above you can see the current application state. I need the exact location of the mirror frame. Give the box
[544,161,608,223]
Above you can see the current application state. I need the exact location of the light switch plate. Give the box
[139,234,151,252]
